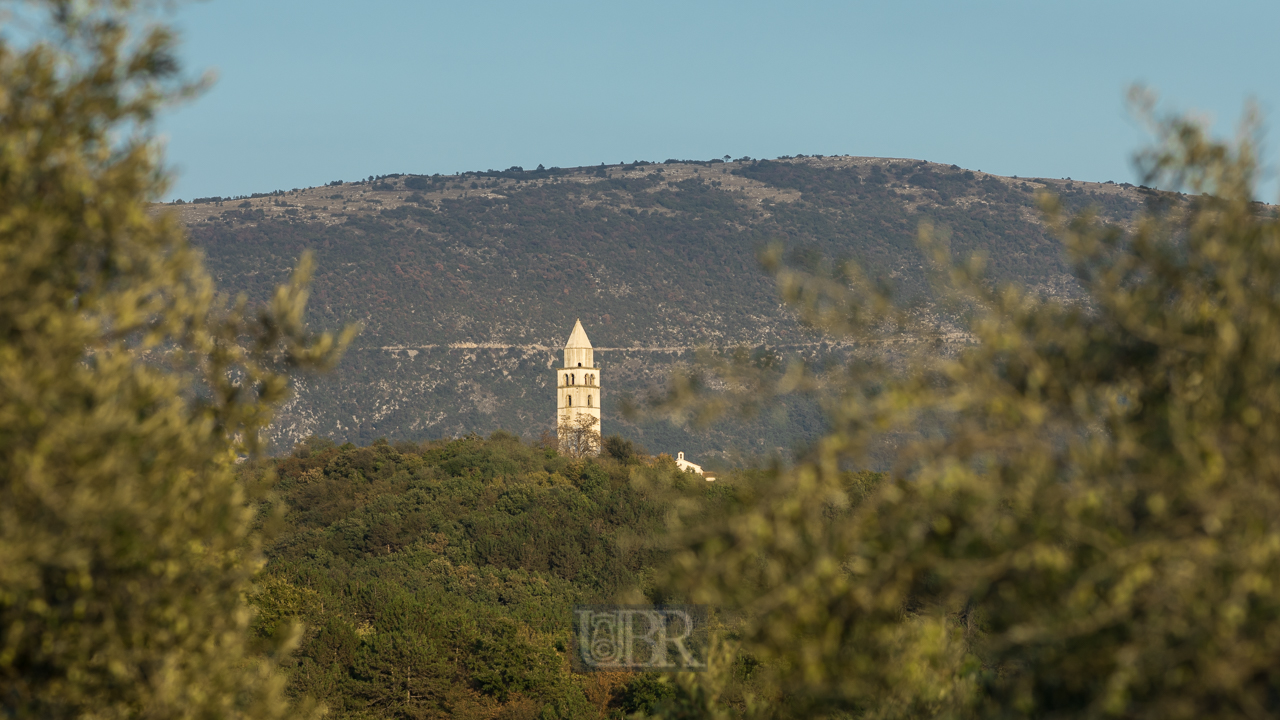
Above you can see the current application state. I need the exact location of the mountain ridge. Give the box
[164,155,1153,459]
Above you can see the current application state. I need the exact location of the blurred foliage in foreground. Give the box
[652,101,1280,719]
[0,1,351,716]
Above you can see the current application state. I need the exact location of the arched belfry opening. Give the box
[556,318,601,456]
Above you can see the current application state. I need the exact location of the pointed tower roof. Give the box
[565,318,592,349]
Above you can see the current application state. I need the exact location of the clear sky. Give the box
[158,1,1280,202]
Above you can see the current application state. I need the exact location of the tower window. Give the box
[577,362,582,367]
[587,395,592,407]
[567,395,572,406]
[570,373,575,385]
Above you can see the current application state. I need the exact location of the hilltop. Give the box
[167,155,1153,459]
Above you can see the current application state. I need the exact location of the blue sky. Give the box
[159,1,1280,201]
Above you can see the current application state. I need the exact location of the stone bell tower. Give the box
[556,319,601,447]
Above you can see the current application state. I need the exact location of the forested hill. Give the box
[167,155,1151,457]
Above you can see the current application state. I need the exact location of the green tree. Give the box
[603,434,647,464]
[0,1,353,717]
[656,98,1280,719]
[559,413,602,458]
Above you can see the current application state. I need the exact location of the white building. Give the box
[675,451,715,480]
[556,319,602,441]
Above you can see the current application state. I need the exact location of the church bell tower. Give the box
[556,319,601,450]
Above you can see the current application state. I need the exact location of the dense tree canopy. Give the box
[244,433,748,719]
